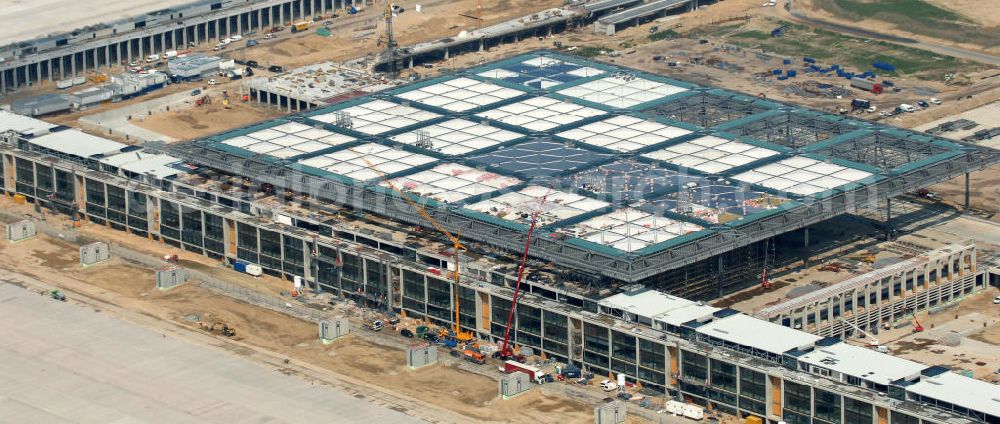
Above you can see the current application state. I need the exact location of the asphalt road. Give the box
[0,282,425,424]
[79,88,217,143]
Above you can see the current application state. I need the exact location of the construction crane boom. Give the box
[355,150,470,341]
[498,196,547,360]
[839,318,879,346]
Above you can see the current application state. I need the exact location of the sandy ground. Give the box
[925,0,1000,27]
[914,101,1000,146]
[794,0,1000,55]
[249,0,564,71]
[882,290,1000,381]
[133,96,283,140]
[0,202,599,424]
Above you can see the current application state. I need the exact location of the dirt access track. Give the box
[788,0,1000,61]
[0,210,596,423]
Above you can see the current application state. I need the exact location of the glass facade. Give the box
[815,388,842,424]
[583,322,609,372]
[844,397,873,424]
[681,350,708,381]
[784,381,812,424]
[739,366,767,415]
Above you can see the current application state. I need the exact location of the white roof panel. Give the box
[29,130,129,158]
[907,372,1000,417]
[654,303,720,328]
[798,342,926,385]
[696,314,821,355]
[0,111,57,136]
[597,289,694,318]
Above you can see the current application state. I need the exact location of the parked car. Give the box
[246,60,259,68]
[930,97,942,105]
[208,78,218,85]
[993,295,1000,304]
[268,65,284,73]
[916,100,929,108]
[599,380,619,392]
[190,89,202,96]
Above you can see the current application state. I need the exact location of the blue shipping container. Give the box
[788,70,797,77]
[777,76,788,81]
[234,262,247,272]
[783,59,792,65]
[772,69,782,75]
[803,57,816,63]
[873,61,896,72]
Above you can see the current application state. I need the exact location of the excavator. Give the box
[200,321,236,337]
[356,151,474,343]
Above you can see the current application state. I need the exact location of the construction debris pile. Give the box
[783,80,853,98]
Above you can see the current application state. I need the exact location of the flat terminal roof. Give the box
[100,151,155,168]
[29,129,129,159]
[0,0,197,46]
[908,372,1000,417]
[119,154,187,179]
[697,314,822,355]
[386,163,521,204]
[798,342,927,385]
[599,288,695,320]
[0,111,56,136]
[178,51,998,279]
[653,303,719,327]
[561,208,704,253]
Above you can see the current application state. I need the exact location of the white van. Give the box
[231,34,243,41]
[899,104,916,113]
[145,54,160,63]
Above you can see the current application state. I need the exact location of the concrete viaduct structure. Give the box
[0,0,361,93]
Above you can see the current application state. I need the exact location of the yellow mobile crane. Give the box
[356,152,473,342]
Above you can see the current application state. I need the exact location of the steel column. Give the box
[964,172,970,212]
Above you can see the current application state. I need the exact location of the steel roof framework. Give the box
[720,110,862,149]
[169,51,1000,283]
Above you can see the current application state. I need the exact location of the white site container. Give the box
[244,263,263,276]
[682,404,704,420]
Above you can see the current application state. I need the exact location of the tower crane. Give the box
[355,151,473,342]
[377,2,399,77]
[496,194,548,362]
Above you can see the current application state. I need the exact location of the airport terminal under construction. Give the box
[3,44,1000,424]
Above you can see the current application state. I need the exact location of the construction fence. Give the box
[109,243,333,324]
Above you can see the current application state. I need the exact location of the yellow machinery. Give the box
[200,321,236,337]
[356,152,473,342]
[847,252,876,264]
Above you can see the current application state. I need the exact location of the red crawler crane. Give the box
[495,196,548,362]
